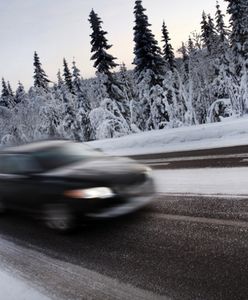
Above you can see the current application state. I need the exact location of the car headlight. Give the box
[64,187,115,199]
[144,166,152,177]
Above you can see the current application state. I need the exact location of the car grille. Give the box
[114,177,154,197]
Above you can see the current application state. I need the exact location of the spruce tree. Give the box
[63,58,74,93]
[1,78,9,98]
[88,9,118,76]
[161,21,175,71]
[225,0,248,71]
[72,60,82,92]
[57,69,64,88]
[33,51,50,90]
[0,78,13,108]
[133,0,165,82]
[7,82,14,98]
[15,82,26,104]
[215,2,229,44]
[188,37,194,54]
[118,63,135,100]
[201,12,217,53]
[178,42,189,75]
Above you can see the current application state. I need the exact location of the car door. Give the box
[0,154,42,211]
[0,154,28,209]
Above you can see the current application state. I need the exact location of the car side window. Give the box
[0,154,41,175]
[0,155,16,174]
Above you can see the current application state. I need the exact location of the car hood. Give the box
[43,157,149,185]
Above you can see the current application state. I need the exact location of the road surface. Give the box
[131,144,248,169]
[0,145,248,300]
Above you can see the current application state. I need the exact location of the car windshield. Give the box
[34,143,103,171]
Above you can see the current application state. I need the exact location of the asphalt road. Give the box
[130,144,248,169]
[0,145,248,300]
[0,194,248,300]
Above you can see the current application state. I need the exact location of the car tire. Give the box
[43,205,75,232]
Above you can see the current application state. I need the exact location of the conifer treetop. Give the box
[88,9,118,76]
[33,51,50,90]
[133,0,165,80]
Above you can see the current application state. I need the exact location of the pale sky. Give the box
[0,0,228,89]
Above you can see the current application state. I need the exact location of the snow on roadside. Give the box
[0,268,50,300]
[153,167,248,196]
[88,117,248,156]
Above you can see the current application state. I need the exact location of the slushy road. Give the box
[0,194,247,300]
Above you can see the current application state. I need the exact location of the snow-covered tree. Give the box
[225,0,248,113]
[89,98,130,139]
[63,58,74,94]
[72,60,82,92]
[33,51,50,90]
[225,0,248,67]
[88,9,118,76]
[201,12,217,53]
[215,2,229,46]
[0,78,14,108]
[133,0,165,82]
[178,42,189,77]
[161,21,175,71]
[56,70,64,88]
[1,78,9,98]
[15,82,26,104]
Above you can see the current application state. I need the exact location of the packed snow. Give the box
[0,268,49,300]
[153,167,248,196]
[88,116,248,156]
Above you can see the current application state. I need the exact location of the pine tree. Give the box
[88,9,118,76]
[215,2,229,44]
[33,51,50,90]
[71,60,93,141]
[118,63,135,100]
[211,2,231,101]
[63,58,74,93]
[133,0,165,82]
[57,70,64,88]
[161,21,175,71]
[72,60,82,93]
[201,12,217,53]
[15,82,26,104]
[224,0,248,114]
[178,42,189,77]
[188,37,194,53]
[1,78,9,98]
[225,0,248,72]
[7,82,14,98]
[0,78,12,108]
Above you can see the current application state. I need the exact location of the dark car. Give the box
[0,140,155,231]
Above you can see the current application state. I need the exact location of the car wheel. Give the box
[43,205,75,232]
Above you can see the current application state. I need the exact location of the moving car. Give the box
[0,140,155,231]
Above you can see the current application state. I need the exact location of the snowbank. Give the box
[0,268,49,300]
[153,167,248,196]
[88,117,248,156]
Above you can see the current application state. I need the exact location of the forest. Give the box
[0,0,247,145]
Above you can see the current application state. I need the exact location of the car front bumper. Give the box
[85,177,155,219]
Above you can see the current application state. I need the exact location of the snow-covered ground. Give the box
[153,167,248,197]
[0,268,49,300]
[88,117,248,156]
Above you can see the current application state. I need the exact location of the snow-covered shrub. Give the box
[89,98,130,140]
[207,98,233,123]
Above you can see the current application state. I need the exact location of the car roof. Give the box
[0,140,69,154]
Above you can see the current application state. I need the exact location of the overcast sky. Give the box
[0,0,228,89]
